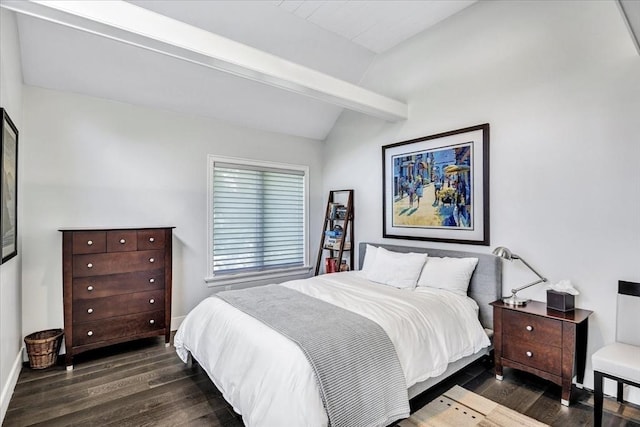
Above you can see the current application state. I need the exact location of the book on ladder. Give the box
[315,190,354,276]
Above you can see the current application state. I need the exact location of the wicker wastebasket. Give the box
[24,329,63,369]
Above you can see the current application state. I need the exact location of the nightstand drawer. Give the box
[503,339,562,375]
[503,310,562,347]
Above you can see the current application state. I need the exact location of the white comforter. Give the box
[174,271,490,427]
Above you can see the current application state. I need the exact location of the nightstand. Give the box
[491,300,593,406]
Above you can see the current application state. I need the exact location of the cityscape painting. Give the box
[382,124,490,245]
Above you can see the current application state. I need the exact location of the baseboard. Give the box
[1,345,23,424]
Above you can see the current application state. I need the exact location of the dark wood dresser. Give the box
[491,300,592,406]
[60,227,174,369]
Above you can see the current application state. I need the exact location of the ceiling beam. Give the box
[1,0,408,121]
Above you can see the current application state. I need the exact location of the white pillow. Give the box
[361,244,378,273]
[417,256,479,295]
[366,247,428,289]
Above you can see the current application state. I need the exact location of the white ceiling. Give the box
[4,0,476,140]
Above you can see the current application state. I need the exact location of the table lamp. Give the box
[493,246,548,306]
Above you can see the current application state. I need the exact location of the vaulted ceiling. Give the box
[2,0,476,140]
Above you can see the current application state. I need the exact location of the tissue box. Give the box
[547,290,575,312]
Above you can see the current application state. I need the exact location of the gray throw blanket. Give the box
[216,284,410,427]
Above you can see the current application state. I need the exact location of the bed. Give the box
[174,242,501,427]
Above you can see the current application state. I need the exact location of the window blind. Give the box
[211,162,305,275]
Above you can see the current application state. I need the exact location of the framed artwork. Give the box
[382,123,489,245]
[1,108,18,263]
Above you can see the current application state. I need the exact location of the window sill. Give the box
[205,265,313,287]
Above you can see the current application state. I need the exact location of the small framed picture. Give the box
[1,108,19,263]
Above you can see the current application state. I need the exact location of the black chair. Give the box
[592,280,640,427]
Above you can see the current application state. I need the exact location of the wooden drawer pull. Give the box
[87,308,93,314]
[87,331,93,336]
[526,325,533,331]
[87,240,93,246]
[149,319,155,325]
[526,351,533,357]
[149,237,155,242]
[149,299,155,304]
[119,238,126,244]
[87,285,94,291]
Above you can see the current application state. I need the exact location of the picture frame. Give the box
[382,123,489,245]
[1,108,19,263]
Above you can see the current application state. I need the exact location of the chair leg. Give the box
[594,371,604,427]
[617,381,624,403]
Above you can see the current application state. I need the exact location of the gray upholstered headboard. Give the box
[359,242,502,330]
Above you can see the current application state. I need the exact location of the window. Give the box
[207,155,309,285]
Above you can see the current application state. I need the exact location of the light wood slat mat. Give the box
[398,385,549,427]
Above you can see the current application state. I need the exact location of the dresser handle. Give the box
[149,319,155,325]
[526,325,533,331]
[87,263,93,268]
[149,278,155,283]
[87,331,93,336]
[149,258,155,263]
[526,351,533,357]
[120,238,126,244]
[87,308,93,314]
[87,240,93,246]
[149,299,155,304]
[149,237,155,242]
[87,285,94,291]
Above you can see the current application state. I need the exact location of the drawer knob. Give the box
[526,325,533,331]
[149,319,155,325]
[526,351,533,357]
[120,238,126,244]
[149,278,155,283]
[87,308,93,314]
[149,298,155,304]
[149,237,155,242]
[87,240,93,246]
[149,258,155,263]
[87,285,94,291]
[87,263,93,268]
[87,331,93,336]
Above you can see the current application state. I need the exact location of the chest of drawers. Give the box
[60,227,174,369]
[491,300,592,406]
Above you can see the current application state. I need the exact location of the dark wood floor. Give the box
[3,336,639,426]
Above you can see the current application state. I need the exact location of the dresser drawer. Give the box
[72,231,106,254]
[503,338,562,375]
[73,270,164,300]
[503,310,562,347]
[72,250,164,277]
[107,230,138,252]
[73,289,165,323]
[137,229,166,250]
[72,310,165,346]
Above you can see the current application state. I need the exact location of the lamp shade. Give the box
[492,246,515,260]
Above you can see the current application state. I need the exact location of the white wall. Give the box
[0,8,24,423]
[20,87,324,346]
[324,0,640,402]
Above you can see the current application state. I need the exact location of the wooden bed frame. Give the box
[358,242,502,398]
